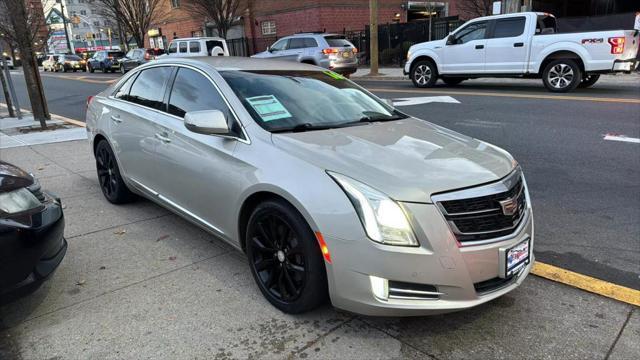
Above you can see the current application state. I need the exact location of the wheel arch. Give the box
[299,58,317,65]
[236,187,320,253]
[410,55,439,74]
[538,50,586,75]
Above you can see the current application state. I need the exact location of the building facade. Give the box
[42,0,119,53]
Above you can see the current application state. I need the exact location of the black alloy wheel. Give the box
[246,200,328,313]
[95,140,135,204]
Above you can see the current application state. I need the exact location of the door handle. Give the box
[110,115,122,123]
[475,44,484,49]
[514,42,524,47]
[155,132,171,143]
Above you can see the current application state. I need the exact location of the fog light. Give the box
[370,275,388,300]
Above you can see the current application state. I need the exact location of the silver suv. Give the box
[252,33,358,75]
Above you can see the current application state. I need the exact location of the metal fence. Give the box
[346,17,463,66]
[225,16,463,65]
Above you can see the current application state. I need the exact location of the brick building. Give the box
[148,1,469,51]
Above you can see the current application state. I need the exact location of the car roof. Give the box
[153,56,322,72]
[287,33,342,38]
[172,37,225,42]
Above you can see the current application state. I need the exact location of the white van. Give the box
[164,37,229,57]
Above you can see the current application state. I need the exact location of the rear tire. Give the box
[410,60,438,88]
[442,77,465,86]
[542,59,581,93]
[246,199,328,314]
[95,140,136,204]
[88,64,94,73]
[578,74,600,88]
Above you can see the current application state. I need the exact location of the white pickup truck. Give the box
[404,12,639,92]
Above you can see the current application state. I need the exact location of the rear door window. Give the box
[179,42,187,53]
[167,68,231,119]
[189,41,201,53]
[492,17,526,38]
[303,38,318,48]
[288,38,307,49]
[127,67,172,111]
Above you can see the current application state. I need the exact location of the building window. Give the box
[93,21,100,26]
[72,23,79,28]
[261,20,276,36]
[80,10,86,15]
[171,0,180,8]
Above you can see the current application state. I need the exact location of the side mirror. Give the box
[446,35,456,45]
[184,110,229,135]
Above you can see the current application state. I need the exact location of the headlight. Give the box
[328,172,418,246]
[407,50,412,60]
[0,188,42,214]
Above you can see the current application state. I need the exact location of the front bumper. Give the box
[325,203,534,316]
[0,194,67,303]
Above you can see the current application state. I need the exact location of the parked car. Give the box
[164,37,229,57]
[42,54,60,72]
[86,57,533,316]
[0,161,67,304]
[86,50,125,73]
[405,12,640,92]
[252,33,359,75]
[1,56,14,69]
[54,54,86,72]
[118,48,165,74]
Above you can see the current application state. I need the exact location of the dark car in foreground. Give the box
[0,161,67,304]
[118,48,165,74]
[86,50,125,73]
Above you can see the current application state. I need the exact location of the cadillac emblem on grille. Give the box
[499,197,519,216]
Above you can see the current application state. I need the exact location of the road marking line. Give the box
[393,95,460,106]
[532,261,640,307]
[368,87,640,104]
[603,134,640,144]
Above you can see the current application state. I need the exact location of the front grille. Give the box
[433,169,527,244]
[388,281,441,300]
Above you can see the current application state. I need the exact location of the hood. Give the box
[271,118,516,202]
[0,161,34,193]
[411,39,446,52]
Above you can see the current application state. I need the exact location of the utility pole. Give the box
[56,0,73,53]
[368,0,379,76]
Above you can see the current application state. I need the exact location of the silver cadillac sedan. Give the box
[86,57,533,316]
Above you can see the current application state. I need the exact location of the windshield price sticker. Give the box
[246,95,292,122]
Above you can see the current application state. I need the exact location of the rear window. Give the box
[108,51,125,58]
[65,55,82,60]
[324,36,352,47]
[536,15,557,34]
[492,17,526,38]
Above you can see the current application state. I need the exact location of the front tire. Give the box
[95,140,136,204]
[542,59,582,93]
[246,199,328,314]
[578,74,600,88]
[411,60,438,88]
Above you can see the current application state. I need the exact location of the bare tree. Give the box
[0,0,49,128]
[95,0,165,48]
[457,0,494,19]
[184,0,245,39]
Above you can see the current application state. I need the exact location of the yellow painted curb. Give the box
[532,261,640,307]
[367,87,640,104]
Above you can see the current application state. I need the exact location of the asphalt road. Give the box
[4,69,640,289]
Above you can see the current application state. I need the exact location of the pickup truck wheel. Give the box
[543,59,581,93]
[442,77,465,86]
[578,74,600,88]
[411,60,438,88]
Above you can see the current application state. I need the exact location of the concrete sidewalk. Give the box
[0,140,638,359]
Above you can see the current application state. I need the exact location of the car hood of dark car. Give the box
[0,161,34,193]
[271,117,516,202]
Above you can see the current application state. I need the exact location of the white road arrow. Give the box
[603,133,640,144]
[392,96,460,107]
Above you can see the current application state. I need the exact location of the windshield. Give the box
[220,70,406,132]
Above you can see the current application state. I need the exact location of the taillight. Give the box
[322,48,339,55]
[608,37,625,54]
[352,47,358,54]
[144,53,151,60]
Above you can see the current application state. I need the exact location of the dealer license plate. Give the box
[342,51,351,58]
[506,238,530,277]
